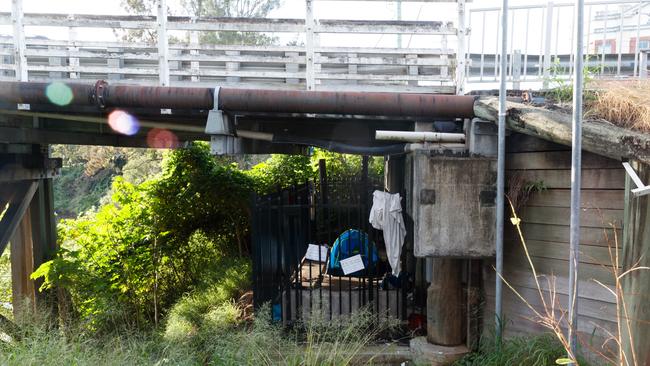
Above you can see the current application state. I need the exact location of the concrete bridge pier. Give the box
[0,145,60,318]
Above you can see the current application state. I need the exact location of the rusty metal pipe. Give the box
[0,80,476,118]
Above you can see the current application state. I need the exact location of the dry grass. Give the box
[587,80,650,132]
[499,197,650,365]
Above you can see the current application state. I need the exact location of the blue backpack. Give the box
[328,229,379,276]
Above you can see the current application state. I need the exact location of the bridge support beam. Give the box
[0,147,60,318]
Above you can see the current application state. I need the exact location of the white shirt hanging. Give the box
[369,190,406,276]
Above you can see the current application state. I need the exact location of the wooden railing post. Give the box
[107,47,123,81]
[285,51,300,85]
[156,0,170,86]
[456,0,467,95]
[305,0,315,91]
[348,53,358,85]
[407,54,418,87]
[225,50,241,84]
[169,48,181,83]
[47,45,63,80]
[12,0,27,81]
[189,29,200,82]
[68,26,79,79]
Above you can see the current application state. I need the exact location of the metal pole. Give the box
[495,0,508,342]
[635,0,642,77]
[568,0,584,362]
[543,2,554,88]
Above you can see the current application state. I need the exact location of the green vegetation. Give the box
[0,250,10,319]
[0,141,388,364]
[52,146,163,218]
[545,57,597,104]
[454,335,593,366]
[34,144,255,331]
[0,303,395,366]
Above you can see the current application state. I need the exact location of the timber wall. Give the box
[483,133,624,346]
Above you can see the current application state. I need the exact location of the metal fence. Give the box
[251,179,410,324]
[466,0,650,88]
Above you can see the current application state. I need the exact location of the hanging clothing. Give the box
[369,190,406,276]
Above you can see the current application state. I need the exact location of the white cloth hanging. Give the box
[369,190,406,276]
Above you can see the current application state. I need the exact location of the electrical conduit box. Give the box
[411,152,496,257]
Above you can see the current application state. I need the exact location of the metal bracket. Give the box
[205,86,240,155]
[623,162,650,197]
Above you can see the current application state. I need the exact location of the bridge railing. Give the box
[0,1,458,94]
[466,0,650,88]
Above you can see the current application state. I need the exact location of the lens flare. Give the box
[147,128,179,149]
[45,82,73,106]
[107,110,140,136]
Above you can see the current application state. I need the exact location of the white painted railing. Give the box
[0,0,459,94]
[466,0,650,89]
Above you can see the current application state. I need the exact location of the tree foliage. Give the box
[34,143,255,331]
[120,0,281,45]
[38,142,384,331]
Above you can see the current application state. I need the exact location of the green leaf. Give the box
[555,358,574,365]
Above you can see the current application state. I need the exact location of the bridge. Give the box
[1,0,650,352]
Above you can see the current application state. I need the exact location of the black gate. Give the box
[251,178,408,324]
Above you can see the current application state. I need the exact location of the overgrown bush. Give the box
[32,143,383,334]
[246,149,384,194]
[32,143,255,331]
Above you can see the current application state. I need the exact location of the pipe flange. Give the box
[91,80,109,109]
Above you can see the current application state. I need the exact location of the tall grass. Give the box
[0,302,399,366]
[454,334,574,366]
[493,196,648,366]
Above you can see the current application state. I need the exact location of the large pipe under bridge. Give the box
[0,81,476,119]
[0,80,476,155]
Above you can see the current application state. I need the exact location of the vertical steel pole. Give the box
[569,0,584,362]
[495,0,508,342]
[617,7,623,76]
[635,0,642,77]
[543,2,554,88]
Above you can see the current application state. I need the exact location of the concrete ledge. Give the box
[409,337,469,365]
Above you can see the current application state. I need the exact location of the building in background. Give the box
[590,3,650,54]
